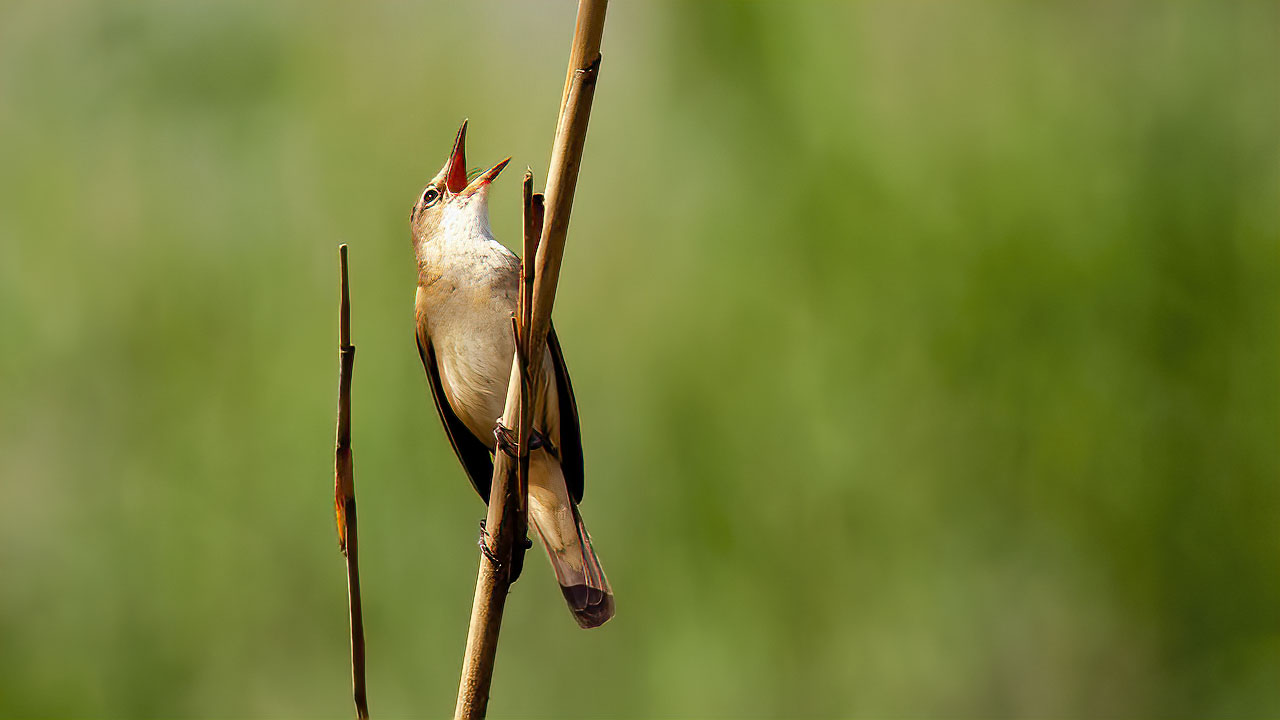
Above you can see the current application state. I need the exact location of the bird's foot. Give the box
[493,420,547,459]
[478,519,501,567]
[477,518,534,584]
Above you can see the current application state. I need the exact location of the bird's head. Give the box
[409,120,511,246]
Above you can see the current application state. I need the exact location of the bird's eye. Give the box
[422,187,440,206]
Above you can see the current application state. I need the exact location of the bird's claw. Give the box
[493,419,547,458]
[478,518,534,585]
[478,519,501,567]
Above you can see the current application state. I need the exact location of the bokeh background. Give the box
[1,1,1277,717]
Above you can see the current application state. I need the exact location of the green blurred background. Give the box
[1,1,1277,717]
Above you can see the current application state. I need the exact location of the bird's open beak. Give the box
[444,120,469,193]
[460,157,512,198]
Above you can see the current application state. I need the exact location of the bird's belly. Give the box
[434,310,516,445]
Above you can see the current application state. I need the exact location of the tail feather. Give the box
[532,504,614,629]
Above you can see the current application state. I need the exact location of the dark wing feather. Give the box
[417,331,494,502]
[547,324,585,503]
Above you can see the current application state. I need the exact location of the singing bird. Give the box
[409,121,614,629]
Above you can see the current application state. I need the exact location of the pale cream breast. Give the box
[414,188,561,451]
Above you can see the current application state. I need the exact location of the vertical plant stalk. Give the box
[335,244,370,720]
[515,173,545,559]
[453,2,607,718]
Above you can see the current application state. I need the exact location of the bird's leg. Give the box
[489,419,542,585]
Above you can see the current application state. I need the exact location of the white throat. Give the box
[417,187,516,291]
[439,191,495,247]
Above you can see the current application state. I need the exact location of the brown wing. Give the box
[548,324,585,504]
[417,331,494,502]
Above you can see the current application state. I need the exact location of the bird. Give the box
[408,120,614,629]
